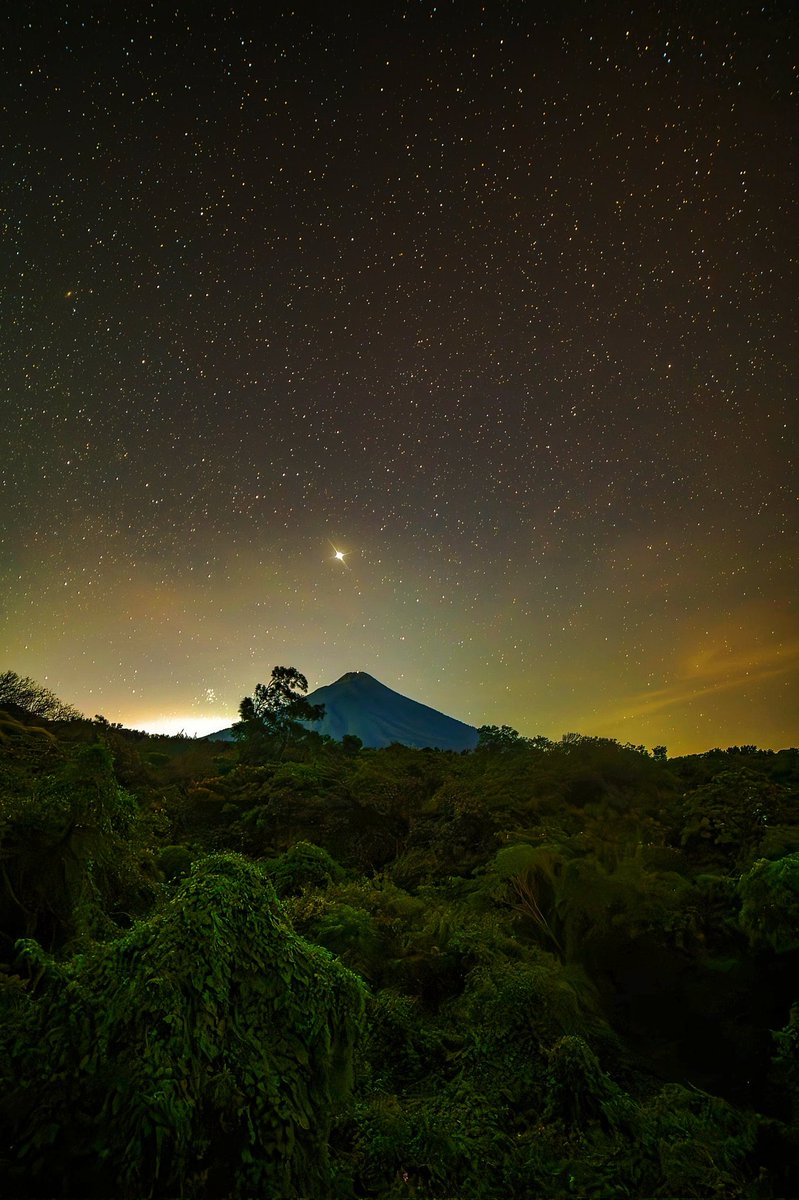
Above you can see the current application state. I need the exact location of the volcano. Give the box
[302,671,479,751]
[207,672,479,751]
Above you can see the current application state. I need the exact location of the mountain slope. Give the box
[207,672,479,751]
[303,672,479,751]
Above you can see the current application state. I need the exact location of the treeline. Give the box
[0,670,83,722]
[0,675,798,1197]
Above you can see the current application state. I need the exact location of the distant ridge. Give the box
[206,672,479,751]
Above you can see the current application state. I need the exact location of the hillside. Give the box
[1,693,799,1198]
[303,671,479,750]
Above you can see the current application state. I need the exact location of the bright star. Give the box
[328,539,350,566]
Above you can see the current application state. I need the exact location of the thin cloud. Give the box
[595,635,799,728]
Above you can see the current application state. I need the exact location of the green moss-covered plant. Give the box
[1,853,365,1199]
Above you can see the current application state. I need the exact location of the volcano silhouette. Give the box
[207,672,479,750]
[302,672,479,751]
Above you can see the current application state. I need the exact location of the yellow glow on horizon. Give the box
[127,714,234,738]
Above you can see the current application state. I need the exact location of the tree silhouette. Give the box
[0,670,81,721]
[234,666,325,761]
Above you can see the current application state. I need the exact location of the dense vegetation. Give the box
[1,670,798,1198]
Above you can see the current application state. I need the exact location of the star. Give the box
[3,4,793,756]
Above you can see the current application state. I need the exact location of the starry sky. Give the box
[3,1,797,753]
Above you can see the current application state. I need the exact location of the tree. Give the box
[477,724,525,751]
[2,854,365,1199]
[0,670,81,721]
[738,854,799,954]
[680,768,782,869]
[233,667,325,762]
[0,742,157,949]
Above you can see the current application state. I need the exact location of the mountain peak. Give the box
[305,673,478,751]
[328,671,389,694]
[207,672,479,751]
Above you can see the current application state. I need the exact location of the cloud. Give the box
[596,615,799,729]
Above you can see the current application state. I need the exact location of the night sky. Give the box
[3,2,797,753]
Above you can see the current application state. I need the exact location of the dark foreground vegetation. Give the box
[1,669,798,1198]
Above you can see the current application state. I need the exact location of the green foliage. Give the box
[639,1084,760,1198]
[0,710,59,753]
[0,742,158,948]
[2,703,796,1196]
[681,768,782,869]
[772,1003,799,1124]
[452,953,603,1064]
[738,854,799,953]
[483,841,566,951]
[1,853,365,1198]
[265,840,346,897]
[543,1035,631,1132]
[156,842,194,882]
[362,989,446,1090]
[481,840,692,965]
[303,904,384,982]
[507,1079,760,1200]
